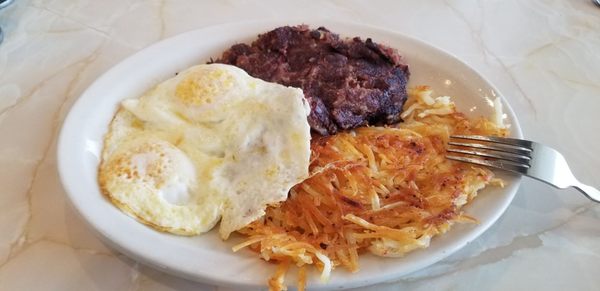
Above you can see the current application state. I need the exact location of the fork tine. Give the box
[446,148,531,165]
[450,135,533,148]
[448,141,532,156]
[446,155,530,174]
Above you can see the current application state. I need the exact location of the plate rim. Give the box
[57,19,522,289]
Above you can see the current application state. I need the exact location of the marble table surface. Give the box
[1,0,600,290]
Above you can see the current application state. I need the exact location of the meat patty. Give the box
[215,25,410,136]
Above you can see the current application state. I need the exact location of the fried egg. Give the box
[99,64,311,238]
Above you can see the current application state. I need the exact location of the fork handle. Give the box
[573,183,600,203]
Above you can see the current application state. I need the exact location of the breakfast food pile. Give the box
[215,25,409,136]
[98,25,508,290]
[235,86,506,290]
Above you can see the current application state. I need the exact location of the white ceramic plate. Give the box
[58,20,522,290]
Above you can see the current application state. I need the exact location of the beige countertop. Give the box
[1,0,600,290]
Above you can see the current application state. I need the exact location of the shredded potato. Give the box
[233,86,508,290]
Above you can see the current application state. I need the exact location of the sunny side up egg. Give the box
[99,64,312,239]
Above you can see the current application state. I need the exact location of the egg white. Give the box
[99,64,311,238]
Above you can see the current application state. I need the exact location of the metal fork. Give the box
[446,135,600,203]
